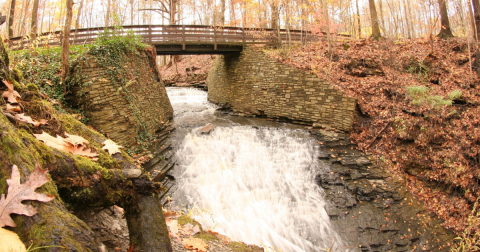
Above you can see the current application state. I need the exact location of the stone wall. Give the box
[207,47,356,131]
[70,47,173,147]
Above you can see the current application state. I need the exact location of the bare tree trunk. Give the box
[356,0,361,38]
[437,0,454,38]
[106,0,111,27]
[323,0,331,53]
[230,0,236,26]
[8,0,16,39]
[130,0,134,25]
[469,0,477,40]
[407,0,416,38]
[402,0,411,38]
[18,0,31,36]
[369,0,382,40]
[30,0,39,52]
[379,0,386,37]
[220,0,226,25]
[61,0,74,87]
[75,0,85,29]
[473,0,480,41]
[39,0,46,33]
[271,1,279,29]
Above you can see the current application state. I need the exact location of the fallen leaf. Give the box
[102,139,123,155]
[6,104,22,113]
[1,80,21,104]
[33,132,98,161]
[166,219,179,237]
[127,243,134,252]
[71,146,99,161]
[182,236,208,252]
[0,228,27,252]
[15,113,48,127]
[0,163,55,228]
[33,131,72,152]
[64,133,89,146]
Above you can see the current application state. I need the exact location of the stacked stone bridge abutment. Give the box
[207,47,356,131]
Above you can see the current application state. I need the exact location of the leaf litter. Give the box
[267,37,480,234]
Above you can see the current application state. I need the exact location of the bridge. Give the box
[7,25,339,55]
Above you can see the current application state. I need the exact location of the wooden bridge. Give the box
[7,25,332,55]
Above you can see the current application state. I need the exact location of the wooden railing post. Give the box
[214,26,217,51]
[242,27,245,44]
[182,25,185,50]
[148,25,152,44]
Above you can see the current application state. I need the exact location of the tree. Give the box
[220,0,226,25]
[473,0,480,41]
[30,0,39,42]
[75,0,85,29]
[356,0,361,38]
[7,0,15,39]
[368,0,382,40]
[61,0,74,87]
[437,0,454,38]
[105,0,111,27]
[270,1,279,29]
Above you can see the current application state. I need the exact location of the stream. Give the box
[167,87,346,252]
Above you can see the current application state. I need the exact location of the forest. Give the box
[0,0,478,41]
[1,0,480,251]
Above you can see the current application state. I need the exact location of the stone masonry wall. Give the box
[71,48,173,147]
[207,47,356,131]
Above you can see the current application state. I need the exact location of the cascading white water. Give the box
[167,87,345,252]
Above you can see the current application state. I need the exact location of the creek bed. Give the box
[166,87,454,252]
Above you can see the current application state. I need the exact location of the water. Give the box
[167,87,344,252]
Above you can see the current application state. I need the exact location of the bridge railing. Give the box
[7,25,349,51]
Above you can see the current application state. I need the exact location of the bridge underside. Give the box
[154,43,243,55]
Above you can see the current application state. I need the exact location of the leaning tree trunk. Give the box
[437,0,454,38]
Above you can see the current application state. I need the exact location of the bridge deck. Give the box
[7,25,348,54]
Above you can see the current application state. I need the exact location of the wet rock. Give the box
[122,169,142,178]
[314,131,454,251]
[200,123,214,134]
[75,206,130,251]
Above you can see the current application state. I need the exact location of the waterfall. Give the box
[167,87,345,252]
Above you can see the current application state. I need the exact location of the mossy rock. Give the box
[227,242,264,252]
[177,215,203,231]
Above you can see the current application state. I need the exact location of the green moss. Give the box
[177,215,202,230]
[11,68,23,82]
[26,83,39,92]
[12,80,23,91]
[227,242,264,252]
[194,231,219,242]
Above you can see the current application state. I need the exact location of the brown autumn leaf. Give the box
[166,219,179,237]
[102,139,123,155]
[0,163,55,228]
[33,132,98,161]
[15,113,48,127]
[0,228,27,252]
[71,146,99,161]
[6,103,22,113]
[33,131,70,151]
[1,80,21,104]
[182,236,208,252]
[64,133,89,146]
